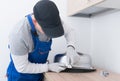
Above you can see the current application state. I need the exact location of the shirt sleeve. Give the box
[9,32,48,73]
[9,32,29,55]
[62,21,76,49]
[11,53,48,73]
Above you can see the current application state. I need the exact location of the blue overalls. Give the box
[7,15,52,81]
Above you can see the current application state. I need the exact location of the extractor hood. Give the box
[67,0,120,17]
[72,6,119,17]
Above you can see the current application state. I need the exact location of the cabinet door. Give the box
[67,0,105,16]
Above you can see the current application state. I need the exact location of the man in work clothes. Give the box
[7,0,79,81]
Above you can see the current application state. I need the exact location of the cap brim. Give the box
[37,20,64,38]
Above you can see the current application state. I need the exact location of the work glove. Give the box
[48,63,66,73]
[66,46,80,67]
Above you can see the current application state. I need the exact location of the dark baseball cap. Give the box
[33,0,64,38]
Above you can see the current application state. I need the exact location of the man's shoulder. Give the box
[9,17,30,39]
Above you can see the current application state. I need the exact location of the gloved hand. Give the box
[66,46,80,67]
[48,63,66,73]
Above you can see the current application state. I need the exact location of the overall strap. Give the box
[27,14,36,32]
[27,14,38,46]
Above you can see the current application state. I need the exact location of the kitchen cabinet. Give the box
[44,68,120,81]
[67,0,105,16]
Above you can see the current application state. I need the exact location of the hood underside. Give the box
[72,6,120,18]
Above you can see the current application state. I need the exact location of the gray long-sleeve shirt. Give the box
[9,16,76,73]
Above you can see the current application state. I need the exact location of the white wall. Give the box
[91,11,120,73]
[0,0,91,80]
